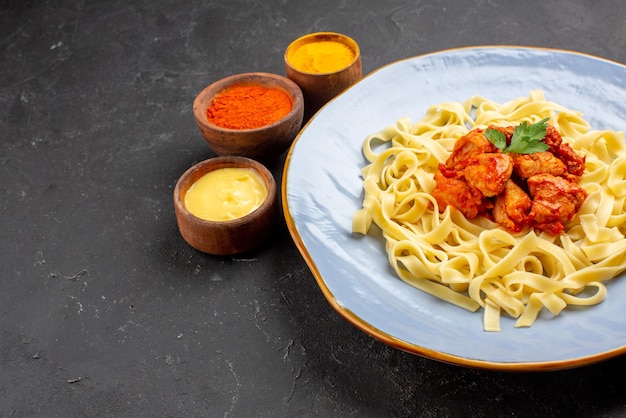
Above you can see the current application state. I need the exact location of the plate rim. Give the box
[281,44,626,371]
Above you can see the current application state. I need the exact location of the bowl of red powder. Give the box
[193,72,304,161]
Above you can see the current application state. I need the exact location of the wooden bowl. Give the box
[173,156,279,255]
[193,72,304,162]
[285,32,362,118]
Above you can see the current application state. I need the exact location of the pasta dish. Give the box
[352,90,626,331]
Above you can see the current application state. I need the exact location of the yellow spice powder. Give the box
[288,40,355,74]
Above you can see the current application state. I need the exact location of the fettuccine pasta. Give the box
[352,90,626,331]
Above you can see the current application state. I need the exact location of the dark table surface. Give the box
[3,1,626,417]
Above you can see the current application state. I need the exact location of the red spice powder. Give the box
[206,84,293,130]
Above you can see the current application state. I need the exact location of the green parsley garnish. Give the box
[485,118,551,154]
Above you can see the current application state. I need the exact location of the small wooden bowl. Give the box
[173,156,279,255]
[285,32,362,118]
[193,72,304,162]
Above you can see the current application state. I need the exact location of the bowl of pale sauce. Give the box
[173,156,278,255]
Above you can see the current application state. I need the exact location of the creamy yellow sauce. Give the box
[184,168,268,221]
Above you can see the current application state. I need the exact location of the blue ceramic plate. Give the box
[282,46,626,371]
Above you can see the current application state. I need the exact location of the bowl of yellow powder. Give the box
[285,32,362,118]
[173,156,279,255]
[193,72,304,162]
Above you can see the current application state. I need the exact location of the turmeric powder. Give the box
[206,84,292,130]
[287,40,356,74]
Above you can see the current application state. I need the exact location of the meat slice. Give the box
[543,125,563,150]
[512,151,566,179]
[493,180,532,232]
[445,129,498,171]
[431,171,489,218]
[554,142,586,177]
[527,173,587,234]
[464,153,513,197]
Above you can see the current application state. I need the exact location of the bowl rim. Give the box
[193,72,304,133]
[284,31,361,76]
[173,155,277,226]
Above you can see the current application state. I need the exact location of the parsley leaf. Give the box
[485,118,551,154]
[484,128,507,150]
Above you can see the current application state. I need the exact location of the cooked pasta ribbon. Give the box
[352,90,626,331]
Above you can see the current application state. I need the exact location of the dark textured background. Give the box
[2,1,626,416]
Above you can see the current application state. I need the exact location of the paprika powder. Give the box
[206,84,292,130]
